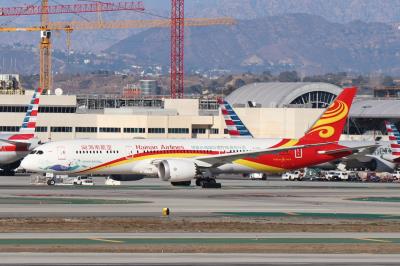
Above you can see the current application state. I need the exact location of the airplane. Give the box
[0,88,42,175]
[21,87,376,187]
[378,121,400,166]
[218,95,397,172]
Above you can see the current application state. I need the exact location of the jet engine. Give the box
[365,157,395,172]
[157,159,198,182]
[109,174,146,181]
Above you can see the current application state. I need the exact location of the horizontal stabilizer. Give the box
[317,144,380,155]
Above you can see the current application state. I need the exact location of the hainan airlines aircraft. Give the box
[0,88,42,175]
[21,87,374,187]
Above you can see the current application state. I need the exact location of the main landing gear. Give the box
[0,169,15,176]
[195,177,221,189]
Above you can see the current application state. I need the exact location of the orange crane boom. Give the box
[0,18,235,31]
[0,17,235,93]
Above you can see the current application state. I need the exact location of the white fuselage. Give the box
[21,138,280,176]
[21,138,374,177]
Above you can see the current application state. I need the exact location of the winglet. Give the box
[19,87,42,135]
[300,87,357,144]
[218,98,253,138]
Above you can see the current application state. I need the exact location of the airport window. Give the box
[192,128,206,134]
[148,128,165,134]
[50,127,73,133]
[35,126,47,132]
[124,128,145,133]
[0,105,76,113]
[224,129,229,135]
[0,106,27,112]
[99,127,121,133]
[0,126,20,132]
[210,128,219,134]
[168,128,189,134]
[39,106,76,113]
[76,127,98,133]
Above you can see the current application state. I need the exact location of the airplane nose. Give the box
[20,156,33,172]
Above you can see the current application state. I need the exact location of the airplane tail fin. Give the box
[385,121,400,162]
[299,87,357,144]
[19,88,42,135]
[218,98,253,138]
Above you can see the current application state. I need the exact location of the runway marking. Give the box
[356,238,392,243]
[88,238,124,244]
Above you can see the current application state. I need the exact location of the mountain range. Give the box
[108,13,400,75]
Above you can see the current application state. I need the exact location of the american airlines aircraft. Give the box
[21,87,375,187]
[0,88,42,175]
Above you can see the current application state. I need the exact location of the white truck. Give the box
[282,170,304,181]
[324,171,349,181]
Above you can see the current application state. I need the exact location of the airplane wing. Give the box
[317,144,380,155]
[195,142,334,167]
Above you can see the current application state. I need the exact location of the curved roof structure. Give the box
[226,82,342,108]
[350,99,400,118]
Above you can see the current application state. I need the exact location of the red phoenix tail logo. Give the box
[307,100,348,139]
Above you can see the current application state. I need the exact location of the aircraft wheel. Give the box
[171,181,191,187]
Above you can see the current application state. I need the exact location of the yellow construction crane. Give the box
[0,17,235,94]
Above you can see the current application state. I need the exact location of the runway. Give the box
[1,175,400,264]
[0,176,399,217]
[2,253,400,265]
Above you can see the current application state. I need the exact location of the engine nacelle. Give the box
[158,159,198,182]
[366,157,395,172]
[109,174,145,181]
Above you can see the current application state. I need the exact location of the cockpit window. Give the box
[37,150,44,155]
[29,150,37,154]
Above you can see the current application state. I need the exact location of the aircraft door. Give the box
[295,148,303,159]
[57,146,67,160]
[125,145,135,159]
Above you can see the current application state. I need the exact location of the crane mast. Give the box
[0,1,234,97]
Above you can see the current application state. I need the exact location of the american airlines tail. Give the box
[385,121,400,163]
[17,88,42,138]
[217,98,253,138]
[299,87,357,144]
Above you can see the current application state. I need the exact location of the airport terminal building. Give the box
[0,82,395,142]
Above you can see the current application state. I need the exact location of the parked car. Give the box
[73,176,94,186]
[392,171,400,181]
[248,173,267,180]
